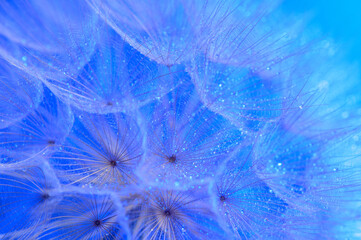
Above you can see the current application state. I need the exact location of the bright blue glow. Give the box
[283,0,361,63]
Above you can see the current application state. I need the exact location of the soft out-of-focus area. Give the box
[282,0,361,64]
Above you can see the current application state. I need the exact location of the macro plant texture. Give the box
[0,0,361,239]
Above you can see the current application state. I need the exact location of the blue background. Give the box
[282,0,361,65]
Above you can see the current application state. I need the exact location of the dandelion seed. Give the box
[39,194,127,240]
[138,80,245,188]
[86,0,201,65]
[203,0,303,73]
[0,87,73,163]
[253,119,361,231]
[0,166,58,239]
[44,30,184,114]
[0,59,43,129]
[211,147,288,239]
[126,188,225,239]
[51,111,142,189]
[188,56,288,131]
[0,0,99,80]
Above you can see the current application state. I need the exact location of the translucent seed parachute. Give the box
[137,80,245,188]
[0,166,59,239]
[51,111,142,189]
[0,58,43,129]
[0,87,73,163]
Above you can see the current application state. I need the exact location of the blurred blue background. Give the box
[282,0,361,65]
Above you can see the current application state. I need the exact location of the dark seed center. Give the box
[94,219,101,226]
[164,209,171,216]
[47,140,55,145]
[168,155,176,163]
[106,101,113,106]
[220,195,226,201]
[110,160,117,167]
[41,193,50,200]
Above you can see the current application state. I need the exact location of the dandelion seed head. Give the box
[0,0,360,239]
